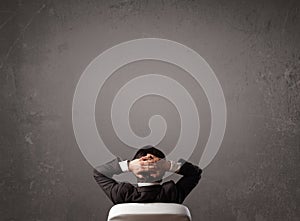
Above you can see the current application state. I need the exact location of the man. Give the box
[93,145,202,204]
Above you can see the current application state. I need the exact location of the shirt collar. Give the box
[137,182,161,187]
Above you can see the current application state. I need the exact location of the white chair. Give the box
[107,203,192,221]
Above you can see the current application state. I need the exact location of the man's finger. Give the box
[139,166,157,173]
[140,161,150,166]
[140,161,157,167]
[140,156,150,161]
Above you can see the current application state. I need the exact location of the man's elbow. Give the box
[195,167,202,182]
[93,168,106,181]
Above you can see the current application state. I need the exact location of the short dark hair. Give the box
[132,145,165,160]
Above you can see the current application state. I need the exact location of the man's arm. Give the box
[93,157,154,203]
[93,158,128,204]
[173,159,202,203]
[151,158,201,203]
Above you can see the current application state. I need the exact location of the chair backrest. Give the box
[107,203,192,221]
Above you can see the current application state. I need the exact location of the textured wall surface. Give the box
[1,0,299,220]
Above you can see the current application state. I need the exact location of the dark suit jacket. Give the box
[93,158,202,204]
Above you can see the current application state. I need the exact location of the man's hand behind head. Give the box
[128,158,156,179]
[140,154,160,163]
[129,154,171,182]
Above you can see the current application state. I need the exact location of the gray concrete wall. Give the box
[1,0,299,220]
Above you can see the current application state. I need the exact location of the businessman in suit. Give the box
[93,145,202,204]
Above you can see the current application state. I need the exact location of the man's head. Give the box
[132,145,166,183]
[132,145,165,161]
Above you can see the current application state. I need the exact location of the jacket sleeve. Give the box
[175,159,202,203]
[93,157,129,204]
